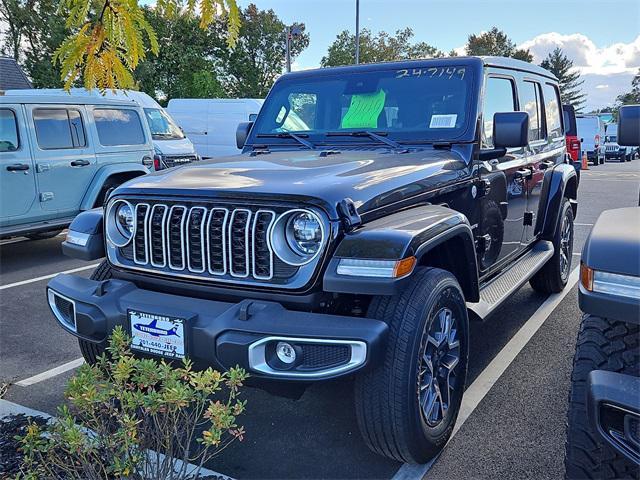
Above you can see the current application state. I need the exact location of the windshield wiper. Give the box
[257,132,315,149]
[326,130,408,152]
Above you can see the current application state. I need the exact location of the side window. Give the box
[543,83,563,139]
[0,109,19,152]
[520,81,543,142]
[94,108,146,146]
[483,76,516,147]
[33,108,86,149]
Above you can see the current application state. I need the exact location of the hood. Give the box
[154,137,196,156]
[117,147,472,219]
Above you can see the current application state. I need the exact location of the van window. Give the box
[483,76,516,147]
[94,108,146,146]
[0,109,19,152]
[33,108,86,149]
[143,108,184,140]
[520,81,543,142]
[543,83,563,139]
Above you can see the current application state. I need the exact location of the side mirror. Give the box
[494,112,529,148]
[236,121,253,149]
[618,105,640,146]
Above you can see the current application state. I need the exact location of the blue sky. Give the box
[238,0,640,110]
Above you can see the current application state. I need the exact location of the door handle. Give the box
[515,168,532,179]
[70,159,91,167]
[6,163,30,172]
[538,160,555,171]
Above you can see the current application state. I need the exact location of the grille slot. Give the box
[168,206,187,270]
[149,205,167,267]
[186,207,207,273]
[229,209,251,278]
[133,204,149,265]
[207,208,229,275]
[252,210,275,279]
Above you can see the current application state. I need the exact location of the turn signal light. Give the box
[393,256,417,278]
[580,262,593,291]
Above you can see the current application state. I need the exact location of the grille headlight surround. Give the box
[271,209,325,266]
[105,199,135,247]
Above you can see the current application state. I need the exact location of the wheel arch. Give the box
[81,164,149,210]
[535,163,578,239]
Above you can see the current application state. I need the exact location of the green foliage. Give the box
[214,4,310,97]
[617,69,640,105]
[51,0,240,91]
[19,326,248,479]
[540,47,586,112]
[321,27,443,67]
[465,27,532,62]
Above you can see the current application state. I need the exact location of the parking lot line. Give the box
[392,266,580,480]
[0,263,99,290]
[15,357,85,387]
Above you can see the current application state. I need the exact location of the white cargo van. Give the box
[5,89,199,170]
[167,99,263,158]
[576,115,605,166]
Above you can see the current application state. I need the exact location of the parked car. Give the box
[5,89,199,170]
[167,98,263,158]
[577,114,606,166]
[48,57,578,463]
[563,104,581,182]
[604,123,633,162]
[565,106,640,479]
[0,94,153,240]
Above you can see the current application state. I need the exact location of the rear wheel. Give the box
[354,267,469,463]
[77,261,112,364]
[530,198,574,293]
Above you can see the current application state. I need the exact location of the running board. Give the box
[468,241,554,320]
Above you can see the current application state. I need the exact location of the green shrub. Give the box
[19,326,247,479]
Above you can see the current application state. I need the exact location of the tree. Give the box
[321,27,443,67]
[51,0,240,91]
[465,27,532,62]
[540,47,586,111]
[616,68,640,105]
[214,4,309,97]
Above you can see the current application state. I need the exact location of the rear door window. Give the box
[543,83,563,140]
[0,109,19,152]
[33,108,86,149]
[482,76,517,147]
[94,108,146,146]
[520,81,544,142]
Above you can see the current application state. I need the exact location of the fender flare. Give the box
[80,164,149,211]
[323,204,479,301]
[535,164,578,239]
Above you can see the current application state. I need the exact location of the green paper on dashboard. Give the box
[340,90,386,129]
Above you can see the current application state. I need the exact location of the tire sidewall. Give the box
[556,200,574,286]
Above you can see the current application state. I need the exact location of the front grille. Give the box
[54,295,74,325]
[163,155,199,168]
[119,200,295,284]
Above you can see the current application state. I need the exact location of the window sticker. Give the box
[429,114,457,128]
[340,89,387,129]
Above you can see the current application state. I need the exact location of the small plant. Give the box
[19,326,247,479]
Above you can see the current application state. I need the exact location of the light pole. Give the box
[285,25,302,73]
[355,0,360,64]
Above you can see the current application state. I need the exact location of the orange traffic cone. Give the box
[581,151,589,170]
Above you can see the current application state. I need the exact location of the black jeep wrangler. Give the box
[48,56,577,464]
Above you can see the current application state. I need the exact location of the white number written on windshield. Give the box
[395,67,466,80]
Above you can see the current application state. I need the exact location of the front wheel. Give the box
[77,261,112,364]
[354,267,469,463]
[530,198,574,294]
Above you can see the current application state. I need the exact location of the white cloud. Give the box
[595,84,609,89]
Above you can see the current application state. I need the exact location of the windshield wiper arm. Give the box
[326,130,406,151]
[257,132,315,149]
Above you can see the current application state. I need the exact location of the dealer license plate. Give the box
[128,309,185,359]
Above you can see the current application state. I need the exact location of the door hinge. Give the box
[39,192,54,202]
[523,211,534,226]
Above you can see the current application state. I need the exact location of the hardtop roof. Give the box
[0,94,140,107]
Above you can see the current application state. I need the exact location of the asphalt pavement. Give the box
[1,159,638,479]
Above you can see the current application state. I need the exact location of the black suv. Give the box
[48,56,577,464]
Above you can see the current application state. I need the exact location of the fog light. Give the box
[276,342,297,364]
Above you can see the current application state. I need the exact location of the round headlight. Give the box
[271,209,325,266]
[106,199,135,247]
[287,212,322,255]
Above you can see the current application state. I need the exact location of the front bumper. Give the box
[605,151,625,159]
[46,274,387,381]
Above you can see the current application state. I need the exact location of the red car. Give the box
[563,104,581,181]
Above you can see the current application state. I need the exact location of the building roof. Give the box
[0,57,32,90]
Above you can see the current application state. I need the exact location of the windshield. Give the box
[144,108,185,140]
[251,64,475,145]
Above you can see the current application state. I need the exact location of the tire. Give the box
[530,198,574,294]
[26,229,64,241]
[564,314,640,479]
[77,261,112,364]
[477,200,504,270]
[354,267,469,463]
